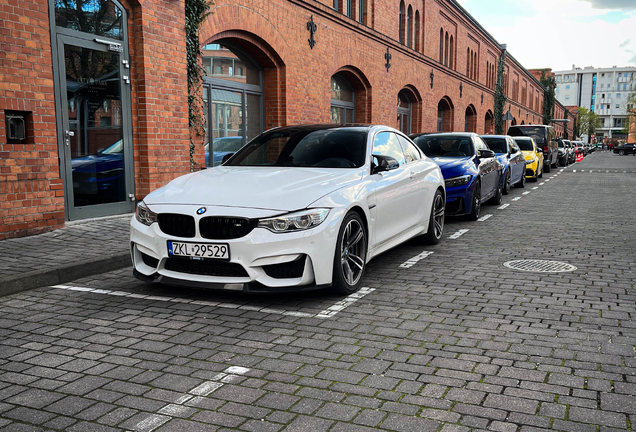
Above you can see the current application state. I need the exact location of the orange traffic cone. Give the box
[576,152,583,162]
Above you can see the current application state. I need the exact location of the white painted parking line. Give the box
[316,287,375,318]
[399,251,433,269]
[522,191,530,195]
[532,187,538,190]
[449,229,469,239]
[573,170,576,172]
[512,197,521,201]
[497,204,509,210]
[51,285,373,319]
[134,414,170,432]
[539,182,545,185]
[478,214,492,221]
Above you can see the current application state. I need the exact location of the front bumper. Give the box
[130,205,344,292]
[444,182,474,216]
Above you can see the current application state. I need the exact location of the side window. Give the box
[397,135,422,162]
[373,132,407,165]
[548,127,555,141]
[473,136,487,152]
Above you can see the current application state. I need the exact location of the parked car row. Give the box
[613,143,636,156]
[129,123,587,296]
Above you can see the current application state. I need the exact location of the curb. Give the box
[0,253,131,297]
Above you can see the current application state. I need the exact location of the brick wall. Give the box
[200,0,543,135]
[0,0,65,239]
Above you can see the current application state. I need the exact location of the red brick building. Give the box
[1,0,547,239]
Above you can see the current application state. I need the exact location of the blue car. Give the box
[71,139,125,205]
[411,132,502,220]
[205,136,245,167]
[480,135,526,195]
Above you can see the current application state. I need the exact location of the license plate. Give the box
[167,241,230,260]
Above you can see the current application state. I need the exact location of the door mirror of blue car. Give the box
[477,149,495,159]
[372,155,400,174]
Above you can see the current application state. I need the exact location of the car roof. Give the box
[411,132,477,138]
[481,135,510,139]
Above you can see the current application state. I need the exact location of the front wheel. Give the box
[619,150,625,156]
[422,189,445,245]
[331,212,367,295]
[467,182,481,221]
[544,162,551,173]
[517,170,526,188]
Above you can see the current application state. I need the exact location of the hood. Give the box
[522,150,539,160]
[432,156,476,179]
[143,166,364,211]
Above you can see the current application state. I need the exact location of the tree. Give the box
[622,91,636,142]
[540,70,556,125]
[577,107,602,141]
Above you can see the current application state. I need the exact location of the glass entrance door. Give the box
[57,36,134,219]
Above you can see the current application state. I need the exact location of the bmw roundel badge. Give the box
[196,207,207,215]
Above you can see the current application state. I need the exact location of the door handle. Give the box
[410,171,416,179]
[64,130,74,146]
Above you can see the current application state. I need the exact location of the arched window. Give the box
[449,35,454,69]
[467,49,471,76]
[331,74,355,123]
[439,28,444,63]
[444,32,449,66]
[55,0,124,39]
[397,91,412,134]
[202,42,264,167]
[437,97,454,132]
[465,105,477,132]
[359,0,364,24]
[414,11,420,52]
[407,6,413,48]
[399,1,405,44]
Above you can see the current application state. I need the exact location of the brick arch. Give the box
[332,66,372,123]
[437,96,454,132]
[203,30,286,130]
[484,109,494,134]
[399,85,423,133]
[465,104,477,132]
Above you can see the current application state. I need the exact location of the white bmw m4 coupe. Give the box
[130,124,445,294]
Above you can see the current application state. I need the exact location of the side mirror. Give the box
[221,153,234,164]
[97,148,105,154]
[372,155,399,174]
[477,149,495,158]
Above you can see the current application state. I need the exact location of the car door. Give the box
[370,131,418,246]
[508,138,524,183]
[397,134,438,223]
[473,136,498,199]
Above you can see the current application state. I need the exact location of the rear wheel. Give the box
[619,150,625,156]
[489,180,502,205]
[503,171,511,195]
[422,189,445,245]
[517,171,526,188]
[545,162,551,173]
[467,181,481,221]
[331,212,367,295]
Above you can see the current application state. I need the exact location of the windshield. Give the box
[513,138,534,151]
[412,135,474,157]
[226,128,368,168]
[214,137,244,152]
[482,137,508,154]
[508,126,545,144]
[102,140,123,155]
[557,142,564,148]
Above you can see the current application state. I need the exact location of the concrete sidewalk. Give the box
[0,214,132,296]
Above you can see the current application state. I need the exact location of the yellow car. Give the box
[513,136,544,182]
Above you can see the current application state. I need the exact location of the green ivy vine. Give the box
[540,70,556,126]
[494,52,507,134]
[185,0,212,171]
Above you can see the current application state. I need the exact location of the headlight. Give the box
[258,209,330,233]
[444,175,471,188]
[136,201,158,226]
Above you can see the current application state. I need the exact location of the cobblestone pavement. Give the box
[0,152,635,432]
[0,215,131,296]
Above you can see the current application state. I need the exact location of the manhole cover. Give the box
[503,260,577,273]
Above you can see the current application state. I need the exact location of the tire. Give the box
[489,179,503,205]
[331,212,367,295]
[467,181,481,221]
[619,150,625,156]
[503,171,511,195]
[538,166,543,178]
[517,170,526,188]
[544,162,551,173]
[422,189,445,245]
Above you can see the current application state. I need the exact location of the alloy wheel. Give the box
[432,193,445,240]
[340,218,366,286]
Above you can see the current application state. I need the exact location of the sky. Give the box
[456,0,636,72]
